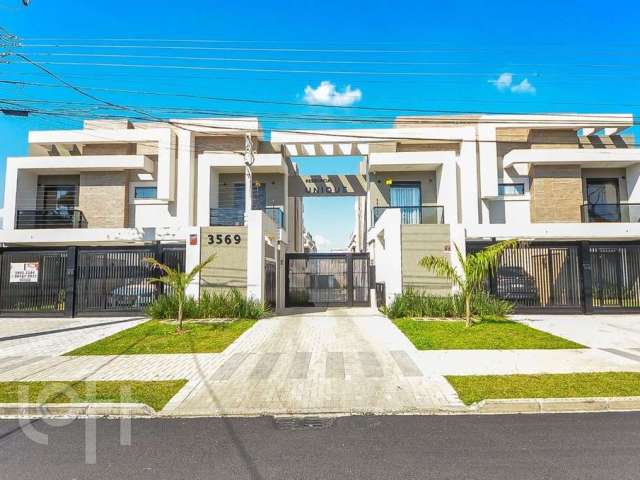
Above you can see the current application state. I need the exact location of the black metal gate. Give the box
[494,244,583,313]
[74,245,186,316]
[472,241,640,314]
[75,247,156,315]
[0,244,185,317]
[0,249,69,316]
[590,244,640,312]
[285,253,370,307]
[265,260,276,309]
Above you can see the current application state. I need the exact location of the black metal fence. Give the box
[470,241,640,314]
[265,260,276,309]
[0,249,69,316]
[0,244,185,317]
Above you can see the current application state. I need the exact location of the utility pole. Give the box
[244,133,255,225]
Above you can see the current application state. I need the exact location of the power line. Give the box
[18,41,640,57]
[4,101,638,148]
[11,58,640,79]
[2,96,638,129]
[0,79,636,124]
[20,52,640,70]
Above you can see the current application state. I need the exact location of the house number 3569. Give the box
[207,234,242,245]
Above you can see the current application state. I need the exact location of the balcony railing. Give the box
[264,206,285,229]
[209,207,245,226]
[210,206,285,228]
[581,203,640,223]
[16,208,88,229]
[373,206,445,225]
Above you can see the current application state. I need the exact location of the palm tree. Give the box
[144,254,216,332]
[419,239,519,327]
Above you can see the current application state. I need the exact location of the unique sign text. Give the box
[288,175,367,197]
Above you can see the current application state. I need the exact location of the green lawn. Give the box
[66,319,256,355]
[393,318,584,350]
[0,380,187,411]
[447,372,640,405]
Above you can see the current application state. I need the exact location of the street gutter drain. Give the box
[273,416,336,431]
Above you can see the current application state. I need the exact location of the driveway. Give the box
[164,308,462,416]
[512,314,640,349]
[0,316,146,357]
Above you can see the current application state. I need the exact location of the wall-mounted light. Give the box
[384,178,393,186]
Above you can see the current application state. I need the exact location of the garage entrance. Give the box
[285,253,371,307]
[0,244,185,317]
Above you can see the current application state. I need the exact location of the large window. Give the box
[390,181,421,224]
[38,184,78,210]
[586,178,619,205]
[233,182,267,210]
[585,178,621,222]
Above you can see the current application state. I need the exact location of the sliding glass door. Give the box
[390,182,421,224]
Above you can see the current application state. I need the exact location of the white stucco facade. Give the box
[1,113,638,308]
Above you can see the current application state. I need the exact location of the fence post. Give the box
[152,241,163,297]
[64,246,77,318]
[346,253,354,307]
[580,241,593,314]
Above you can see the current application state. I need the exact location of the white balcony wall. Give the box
[368,208,402,305]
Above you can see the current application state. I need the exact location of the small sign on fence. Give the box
[9,262,39,283]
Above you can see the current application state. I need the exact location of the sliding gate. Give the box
[285,253,370,307]
[0,244,185,317]
[472,241,640,314]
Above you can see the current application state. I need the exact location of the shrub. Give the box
[198,290,267,320]
[145,289,267,321]
[383,290,512,320]
[146,294,200,320]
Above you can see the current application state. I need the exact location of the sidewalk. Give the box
[2,310,640,416]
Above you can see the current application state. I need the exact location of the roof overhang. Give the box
[369,151,455,172]
[271,126,475,157]
[197,153,286,174]
[7,155,154,173]
[168,117,263,139]
[503,148,640,169]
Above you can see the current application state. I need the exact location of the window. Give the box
[498,183,525,196]
[134,186,157,199]
[390,182,422,224]
[38,184,78,210]
[232,183,267,210]
[586,178,619,204]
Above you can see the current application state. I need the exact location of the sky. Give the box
[1,0,639,249]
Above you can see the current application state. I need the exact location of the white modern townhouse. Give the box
[1,113,639,317]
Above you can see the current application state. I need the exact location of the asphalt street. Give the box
[1,413,640,479]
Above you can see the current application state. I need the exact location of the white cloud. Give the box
[303,81,362,106]
[490,73,536,94]
[510,78,536,94]
[491,72,513,91]
[313,234,331,247]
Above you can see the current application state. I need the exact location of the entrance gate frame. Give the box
[285,252,371,308]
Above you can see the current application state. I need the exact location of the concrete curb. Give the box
[2,397,640,418]
[468,396,640,414]
[0,403,155,418]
